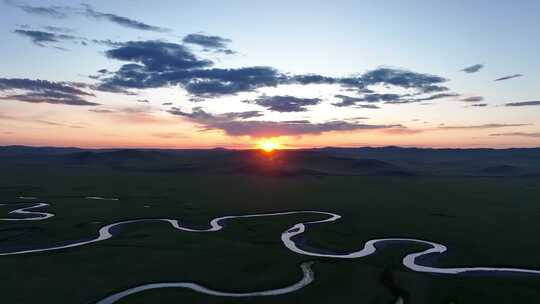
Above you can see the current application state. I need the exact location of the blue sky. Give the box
[1,0,539,148]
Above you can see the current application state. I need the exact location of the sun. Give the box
[257,140,281,152]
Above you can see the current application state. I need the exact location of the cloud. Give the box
[333,92,458,106]
[333,93,401,107]
[137,99,150,103]
[6,1,70,18]
[470,103,488,107]
[13,29,79,46]
[42,25,74,33]
[162,102,173,106]
[461,96,484,102]
[505,100,540,107]
[183,33,234,54]
[382,127,424,135]
[0,92,98,106]
[82,4,169,32]
[385,93,459,104]
[0,78,97,106]
[104,41,212,71]
[0,112,84,128]
[357,104,380,109]
[246,95,321,112]
[89,109,114,113]
[167,107,398,137]
[13,27,122,50]
[98,44,452,99]
[8,2,169,32]
[411,93,459,101]
[182,67,284,97]
[220,111,263,119]
[0,78,93,95]
[354,68,449,93]
[437,123,530,130]
[460,64,484,73]
[490,132,540,138]
[494,74,523,81]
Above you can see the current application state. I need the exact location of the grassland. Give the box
[1,159,540,303]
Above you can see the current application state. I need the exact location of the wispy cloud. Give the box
[0,78,98,106]
[460,64,484,73]
[167,107,399,137]
[13,29,79,47]
[490,132,540,138]
[7,1,169,32]
[245,95,321,112]
[461,96,484,102]
[183,33,234,54]
[437,123,530,130]
[5,0,70,18]
[494,74,523,81]
[82,4,170,32]
[505,100,540,107]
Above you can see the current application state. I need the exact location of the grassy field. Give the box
[1,164,540,303]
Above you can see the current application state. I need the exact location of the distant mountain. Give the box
[1,146,539,177]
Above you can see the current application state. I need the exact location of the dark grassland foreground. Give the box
[1,147,540,303]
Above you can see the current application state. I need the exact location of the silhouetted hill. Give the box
[1,146,539,177]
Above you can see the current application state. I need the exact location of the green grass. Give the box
[1,165,540,303]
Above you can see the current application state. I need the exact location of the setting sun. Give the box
[257,140,281,152]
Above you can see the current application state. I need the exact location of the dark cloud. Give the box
[42,25,74,33]
[137,99,150,103]
[89,109,114,113]
[0,78,97,106]
[82,4,170,32]
[8,1,169,32]
[280,120,312,124]
[221,111,263,119]
[105,41,212,71]
[8,1,70,18]
[183,67,284,97]
[412,93,459,101]
[355,68,449,93]
[385,93,459,104]
[490,132,540,138]
[461,96,484,102]
[183,33,234,54]
[98,41,452,101]
[167,107,398,137]
[12,28,117,50]
[332,94,365,107]
[289,74,337,85]
[470,103,488,107]
[505,100,540,107]
[357,104,380,109]
[461,64,484,73]
[13,29,79,46]
[333,93,401,107]
[494,74,523,81]
[0,78,93,96]
[437,123,530,130]
[246,95,321,112]
[162,102,173,106]
[334,92,457,106]
[0,91,98,106]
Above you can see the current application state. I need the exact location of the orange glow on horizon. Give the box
[257,139,282,152]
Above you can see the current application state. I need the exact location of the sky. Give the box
[0,0,539,149]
